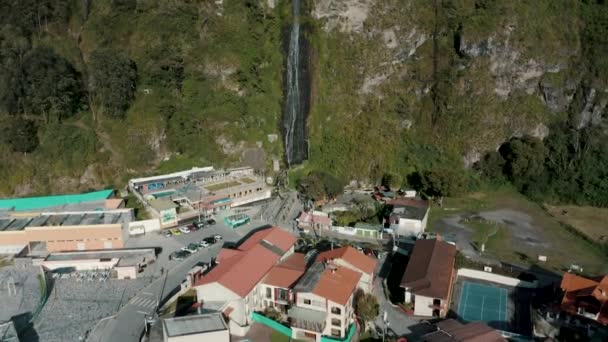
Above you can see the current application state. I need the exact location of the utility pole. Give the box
[198,190,202,223]
[383,311,388,342]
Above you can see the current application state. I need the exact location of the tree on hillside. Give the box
[21,46,83,122]
[475,151,506,182]
[0,116,38,153]
[498,136,547,191]
[354,290,379,331]
[88,49,137,118]
[297,171,345,202]
[409,167,466,206]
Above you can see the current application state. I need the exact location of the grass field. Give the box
[465,218,512,260]
[240,177,256,184]
[0,257,11,268]
[545,204,608,242]
[428,186,608,274]
[204,181,241,192]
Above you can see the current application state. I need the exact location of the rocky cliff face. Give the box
[307,0,606,177]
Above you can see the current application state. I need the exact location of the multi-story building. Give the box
[316,246,377,293]
[289,263,361,341]
[193,226,297,335]
[400,239,456,317]
[259,253,308,314]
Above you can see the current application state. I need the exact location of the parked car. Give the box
[213,234,223,241]
[203,237,216,245]
[163,230,172,238]
[188,243,200,252]
[188,223,199,231]
[198,240,210,248]
[178,226,191,234]
[170,250,191,261]
[206,218,216,225]
[170,228,181,236]
[194,221,206,229]
[181,245,197,253]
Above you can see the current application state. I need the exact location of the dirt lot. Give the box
[545,204,608,242]
[429,187,608,275]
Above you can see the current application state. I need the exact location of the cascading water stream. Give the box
[283,0,308,166]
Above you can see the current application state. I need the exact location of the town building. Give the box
[560,272,608,325]
[289,263,360,341]
[130,166,271,223]
[193,226,297,335]
[423,319,506,342]
[259,253,308,314]
[353,222,382,239]
[296,211,332,233]
[401,239,456,317]
[0,209,133,254]
[41,248,156,279]
[161,313,229,342]
[317,246,377,293]
[387,198,430,238]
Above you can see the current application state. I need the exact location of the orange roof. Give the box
[195,227,297,298]
[560,272,608,325]
[317,246,377,275]
[263,266,305,288]
[197,244,279,297]
[216,248,242,263]
[279,253,308,272]
[313,266,361,305]
[239,227,297,253]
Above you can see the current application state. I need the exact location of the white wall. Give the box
[115,266,138,279]
[128,219,161,236]
[195,283,240,303]
[41,258,118,271]
[457,268,538,288]
[413,295,434,317]
[332,259,373,293]
[333,226,357,236]
[166,329,229,342]
[392,218,423,237]
[296,292,327,312]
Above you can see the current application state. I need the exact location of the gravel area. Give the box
[0,266,41,322]
[33,277,151,342]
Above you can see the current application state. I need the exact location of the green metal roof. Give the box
[0,189,113,212]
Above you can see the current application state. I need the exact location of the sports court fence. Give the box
[458,268,538,288]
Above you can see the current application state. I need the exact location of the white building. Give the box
[289,263,360,342]
[162,313,229,342]
[400,239,456,317]
[387,199,430,238]
[193,227,297,336]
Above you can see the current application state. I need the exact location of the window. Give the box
[303,299,311,305]
[265,287,272,299]
[331,307,341,315]
[331,329,341,337]
[433,299,441,306]
[331,318,341,327]
[277,288,288,301]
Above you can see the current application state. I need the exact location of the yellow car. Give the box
[170,228,181,236]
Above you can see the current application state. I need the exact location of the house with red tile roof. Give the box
[259,253,308,314]
[193,226,297,336]
[288,262,362,342]
[560,272,608,325]
[317,246,378,292]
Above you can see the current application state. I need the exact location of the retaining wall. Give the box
[458,268,538,288]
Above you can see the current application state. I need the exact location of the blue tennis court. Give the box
[457,281,509,330]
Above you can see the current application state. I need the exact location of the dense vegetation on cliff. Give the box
[1,0,608,209]
[0,0,284,195]
[305,0,608,205]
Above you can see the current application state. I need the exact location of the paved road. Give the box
[88,218,271,342]
[372,254,425,340]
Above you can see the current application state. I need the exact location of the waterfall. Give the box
[283,0,309,167]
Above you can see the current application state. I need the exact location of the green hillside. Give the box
[0,0,608,203]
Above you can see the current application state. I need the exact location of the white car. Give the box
[213,234,223,241]
[178,226,190,234]
[181,246,197,253]
[198,241,210,248]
